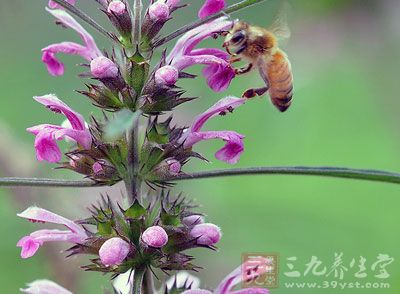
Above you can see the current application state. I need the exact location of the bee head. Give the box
[223,21,249,56]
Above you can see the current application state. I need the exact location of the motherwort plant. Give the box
[4,0,400,293]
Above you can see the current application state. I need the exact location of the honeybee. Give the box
[223,5,293,112]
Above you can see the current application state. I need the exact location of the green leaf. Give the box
[161,211,181,227]
[125,200,146,219]
[97,221,113,235]
[104,109,141,141]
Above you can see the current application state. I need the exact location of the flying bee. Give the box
[223,5,293,112]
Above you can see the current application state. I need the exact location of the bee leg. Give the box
[242,86,269,99]
[235,63,253,75]
[229,57,241,64]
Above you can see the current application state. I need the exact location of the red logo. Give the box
[242,253,279,289]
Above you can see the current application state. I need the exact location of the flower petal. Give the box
[31,129,62,163]
[34,95,86,130]
[48,0,76,10]
[215,258,270,293]
[198,0,226,19]
[190,96,246,132]
[186,131,245,164]
[21,279,72,294]
[17,236,42,259]
[46,8,101,58]
[17,207,85,236]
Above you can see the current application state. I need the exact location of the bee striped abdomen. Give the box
[266,49,293,112]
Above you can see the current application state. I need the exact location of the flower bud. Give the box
[99,237,130,266]
[151,158,182,180]
[92,161,104,175]
[107,1,126,15]
[190,223,221,246]
[148,1,170,21]
[142,226,168,248]
[90,56,119,79]
[155,65,179,86]
[167,159,181,175]
[182,215,205,226]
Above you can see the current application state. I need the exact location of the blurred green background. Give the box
[1,0,400,293]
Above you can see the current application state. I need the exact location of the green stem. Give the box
[152,0,268,48]
[132,268,145,294]
[3,167,400,187]
[133,0,143,46]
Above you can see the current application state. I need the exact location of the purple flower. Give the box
[21,279,72,294]
[190,223,221,246]
[99,237,131,266]
[42,8,102,76]
[141,226,168,248]
[48,0,76,10]
[27,94,92,163]
[198,0,226,19]
[156,17,234,92]
[182,259,270,294]
[16,207,88,259]
[182,96,246,164]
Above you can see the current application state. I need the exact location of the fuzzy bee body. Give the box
[262,49,293,112]
[223,18,293,112]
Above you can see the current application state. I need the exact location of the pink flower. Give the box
[148,1,171,21]
[142,226,168,248]
[182,96,246,164]
[21,279,72,294]
[198,0,226,19]
[182,215,205,226]
[48,0,76,10]
[16,207,88,259]
[190,223,221,246]
[107,1,126,15]
[182,259,270,294]
[99,237,131,266]
[166,158,182,175]
[156,17,234,91]
[90,56,119,79]
[27,94,92,163]
[155,65,179,85]
[42,8,102,76]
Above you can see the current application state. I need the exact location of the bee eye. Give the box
[231,31,245,44]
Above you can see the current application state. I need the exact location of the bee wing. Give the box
[268,1,291,44]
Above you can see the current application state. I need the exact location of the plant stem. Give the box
[152,0,268,48]
[131,268,145,294]
[0,178,97,188]
[173,166,400,184]
[133,0,143,46]
[51,0,116,42]
[4,167,400,187]
[126,122,141,203]
[143,270,155,294]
